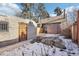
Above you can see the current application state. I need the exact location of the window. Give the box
[0,21,8,31]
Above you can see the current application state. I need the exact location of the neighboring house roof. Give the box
[38,16,66,24]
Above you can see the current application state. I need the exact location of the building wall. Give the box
[46,24,61,34]
[40,23,61,34]
[0,16,37,47]
[60,19,72,38]
[0,16,29,42]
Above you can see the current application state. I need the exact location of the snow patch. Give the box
[0,34,79,56]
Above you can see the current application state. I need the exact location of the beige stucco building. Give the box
[0,15,37,47]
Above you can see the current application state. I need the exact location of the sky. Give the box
[44,3,79,16]
[0,3,79,16]
[45,3,79,12]
[0,3,22,16]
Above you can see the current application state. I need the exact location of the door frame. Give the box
[18,22,27,42]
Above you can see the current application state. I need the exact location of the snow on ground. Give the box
[0,34,79,56]
[37,33,60,38]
